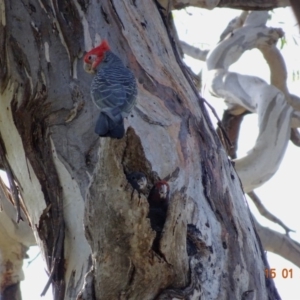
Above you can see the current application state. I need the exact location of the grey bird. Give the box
[84,40,137,139]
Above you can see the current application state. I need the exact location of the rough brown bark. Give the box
[0,0,284,299]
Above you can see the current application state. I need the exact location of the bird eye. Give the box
[88,56,92,61]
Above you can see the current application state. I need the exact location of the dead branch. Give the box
[255,218,300,268]
[248,191,294,235]
[180,41,209,61]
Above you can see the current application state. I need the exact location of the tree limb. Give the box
[248,191,294,234]
[180,41,209,61]
[217,109,251,159]
[258,42,300,113]
[219,11,248,41]
[255,218,300,268]
[206,12,292,192]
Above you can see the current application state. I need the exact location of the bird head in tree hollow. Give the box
[126,172,148,193]
[83,40,137,139]
[148,181,170,210]
[147,181,170,250]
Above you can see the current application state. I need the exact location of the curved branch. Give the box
[255,219,300,268]
[205,11,293,192]
[219,11,248,41]
[180,12,248,62]
[258,44,300,112]
[206,20,283,70]
[248,191,294,234]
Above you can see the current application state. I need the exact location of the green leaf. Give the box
[280,36,287,49]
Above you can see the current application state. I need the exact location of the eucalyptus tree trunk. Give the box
[0,0,280,299]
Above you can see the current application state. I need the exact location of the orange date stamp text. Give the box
[265,268,293,279]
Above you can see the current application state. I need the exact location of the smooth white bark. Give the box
[205,11,294,192]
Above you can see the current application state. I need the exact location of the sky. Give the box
[19,5,300,300]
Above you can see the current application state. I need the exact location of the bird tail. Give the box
[94,107,125,139]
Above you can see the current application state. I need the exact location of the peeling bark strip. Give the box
[11,66,66,297]
[9,32,65,296]
[2,0,92,298]
[206,12,293,192]
[0,133,22,222]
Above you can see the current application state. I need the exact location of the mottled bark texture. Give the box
[1,0,92,299]
[0,0,281,300]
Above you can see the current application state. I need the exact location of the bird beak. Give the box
[83,62,95,74]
